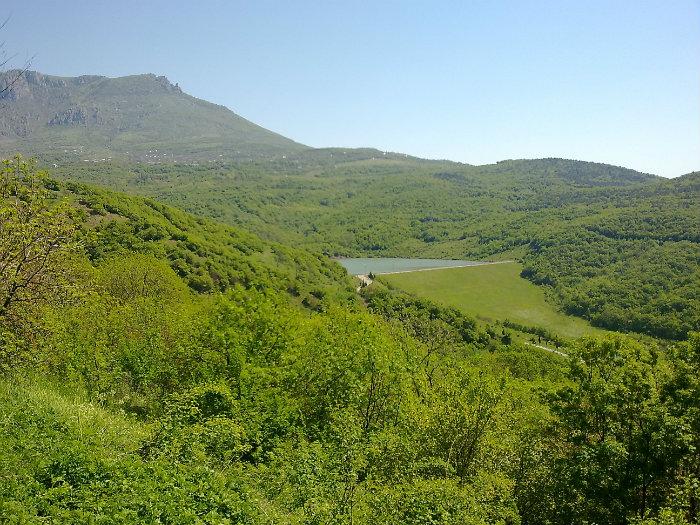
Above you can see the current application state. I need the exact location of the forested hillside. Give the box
[2,156,700,524]
[52,153,700,339]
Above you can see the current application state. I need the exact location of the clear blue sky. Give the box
[3,0,699,177]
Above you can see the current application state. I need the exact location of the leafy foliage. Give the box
[0,157,81,323]
[52,156,698,339]
[1,160,698,524]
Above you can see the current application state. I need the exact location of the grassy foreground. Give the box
[380,262,604,338]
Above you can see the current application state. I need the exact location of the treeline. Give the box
[2,158,699,524]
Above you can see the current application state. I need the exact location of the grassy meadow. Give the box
[380,262,605,338]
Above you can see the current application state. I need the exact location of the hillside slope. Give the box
[50,154,662,257]
[0,70,307,161]
[52,177,355,306]
[48,154,699,339]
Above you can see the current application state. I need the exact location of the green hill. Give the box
[50,154,661,256]
[3,154,700,525]
[50,153,699,339]
[0,69,695,340]
[0,70,307,162]
[29,169,356,307]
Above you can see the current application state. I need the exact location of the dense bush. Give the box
[2,159,699,523]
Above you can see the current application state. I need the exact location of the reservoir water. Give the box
[335,257,487,276]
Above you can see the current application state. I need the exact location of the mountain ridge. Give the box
[1,70,682,183]
[0,69,308,161]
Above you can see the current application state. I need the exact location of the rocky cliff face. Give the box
[48,107,104,126]
[2,70,67,101]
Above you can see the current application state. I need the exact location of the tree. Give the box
[0,16,33,97]
[661,332,700,523]
[545,337,687,524]
[0,156,80,324]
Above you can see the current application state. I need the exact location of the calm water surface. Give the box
[336,257,486,275]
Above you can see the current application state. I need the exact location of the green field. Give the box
[380,262,605,338]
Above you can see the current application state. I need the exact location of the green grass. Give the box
[380,262,606,338]
[0,377,148,455]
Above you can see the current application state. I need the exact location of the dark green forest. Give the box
[52,153,700,339]
[2,157,699,524]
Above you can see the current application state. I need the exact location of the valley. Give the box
[47,154,700,340]
[0,63,698,524]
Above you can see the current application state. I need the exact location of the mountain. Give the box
[0,70,307,161]
[2,70,699,523]
[1,69,694,340]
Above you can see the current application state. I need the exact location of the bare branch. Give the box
[0,14,34,97]
[0,59,33,97]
